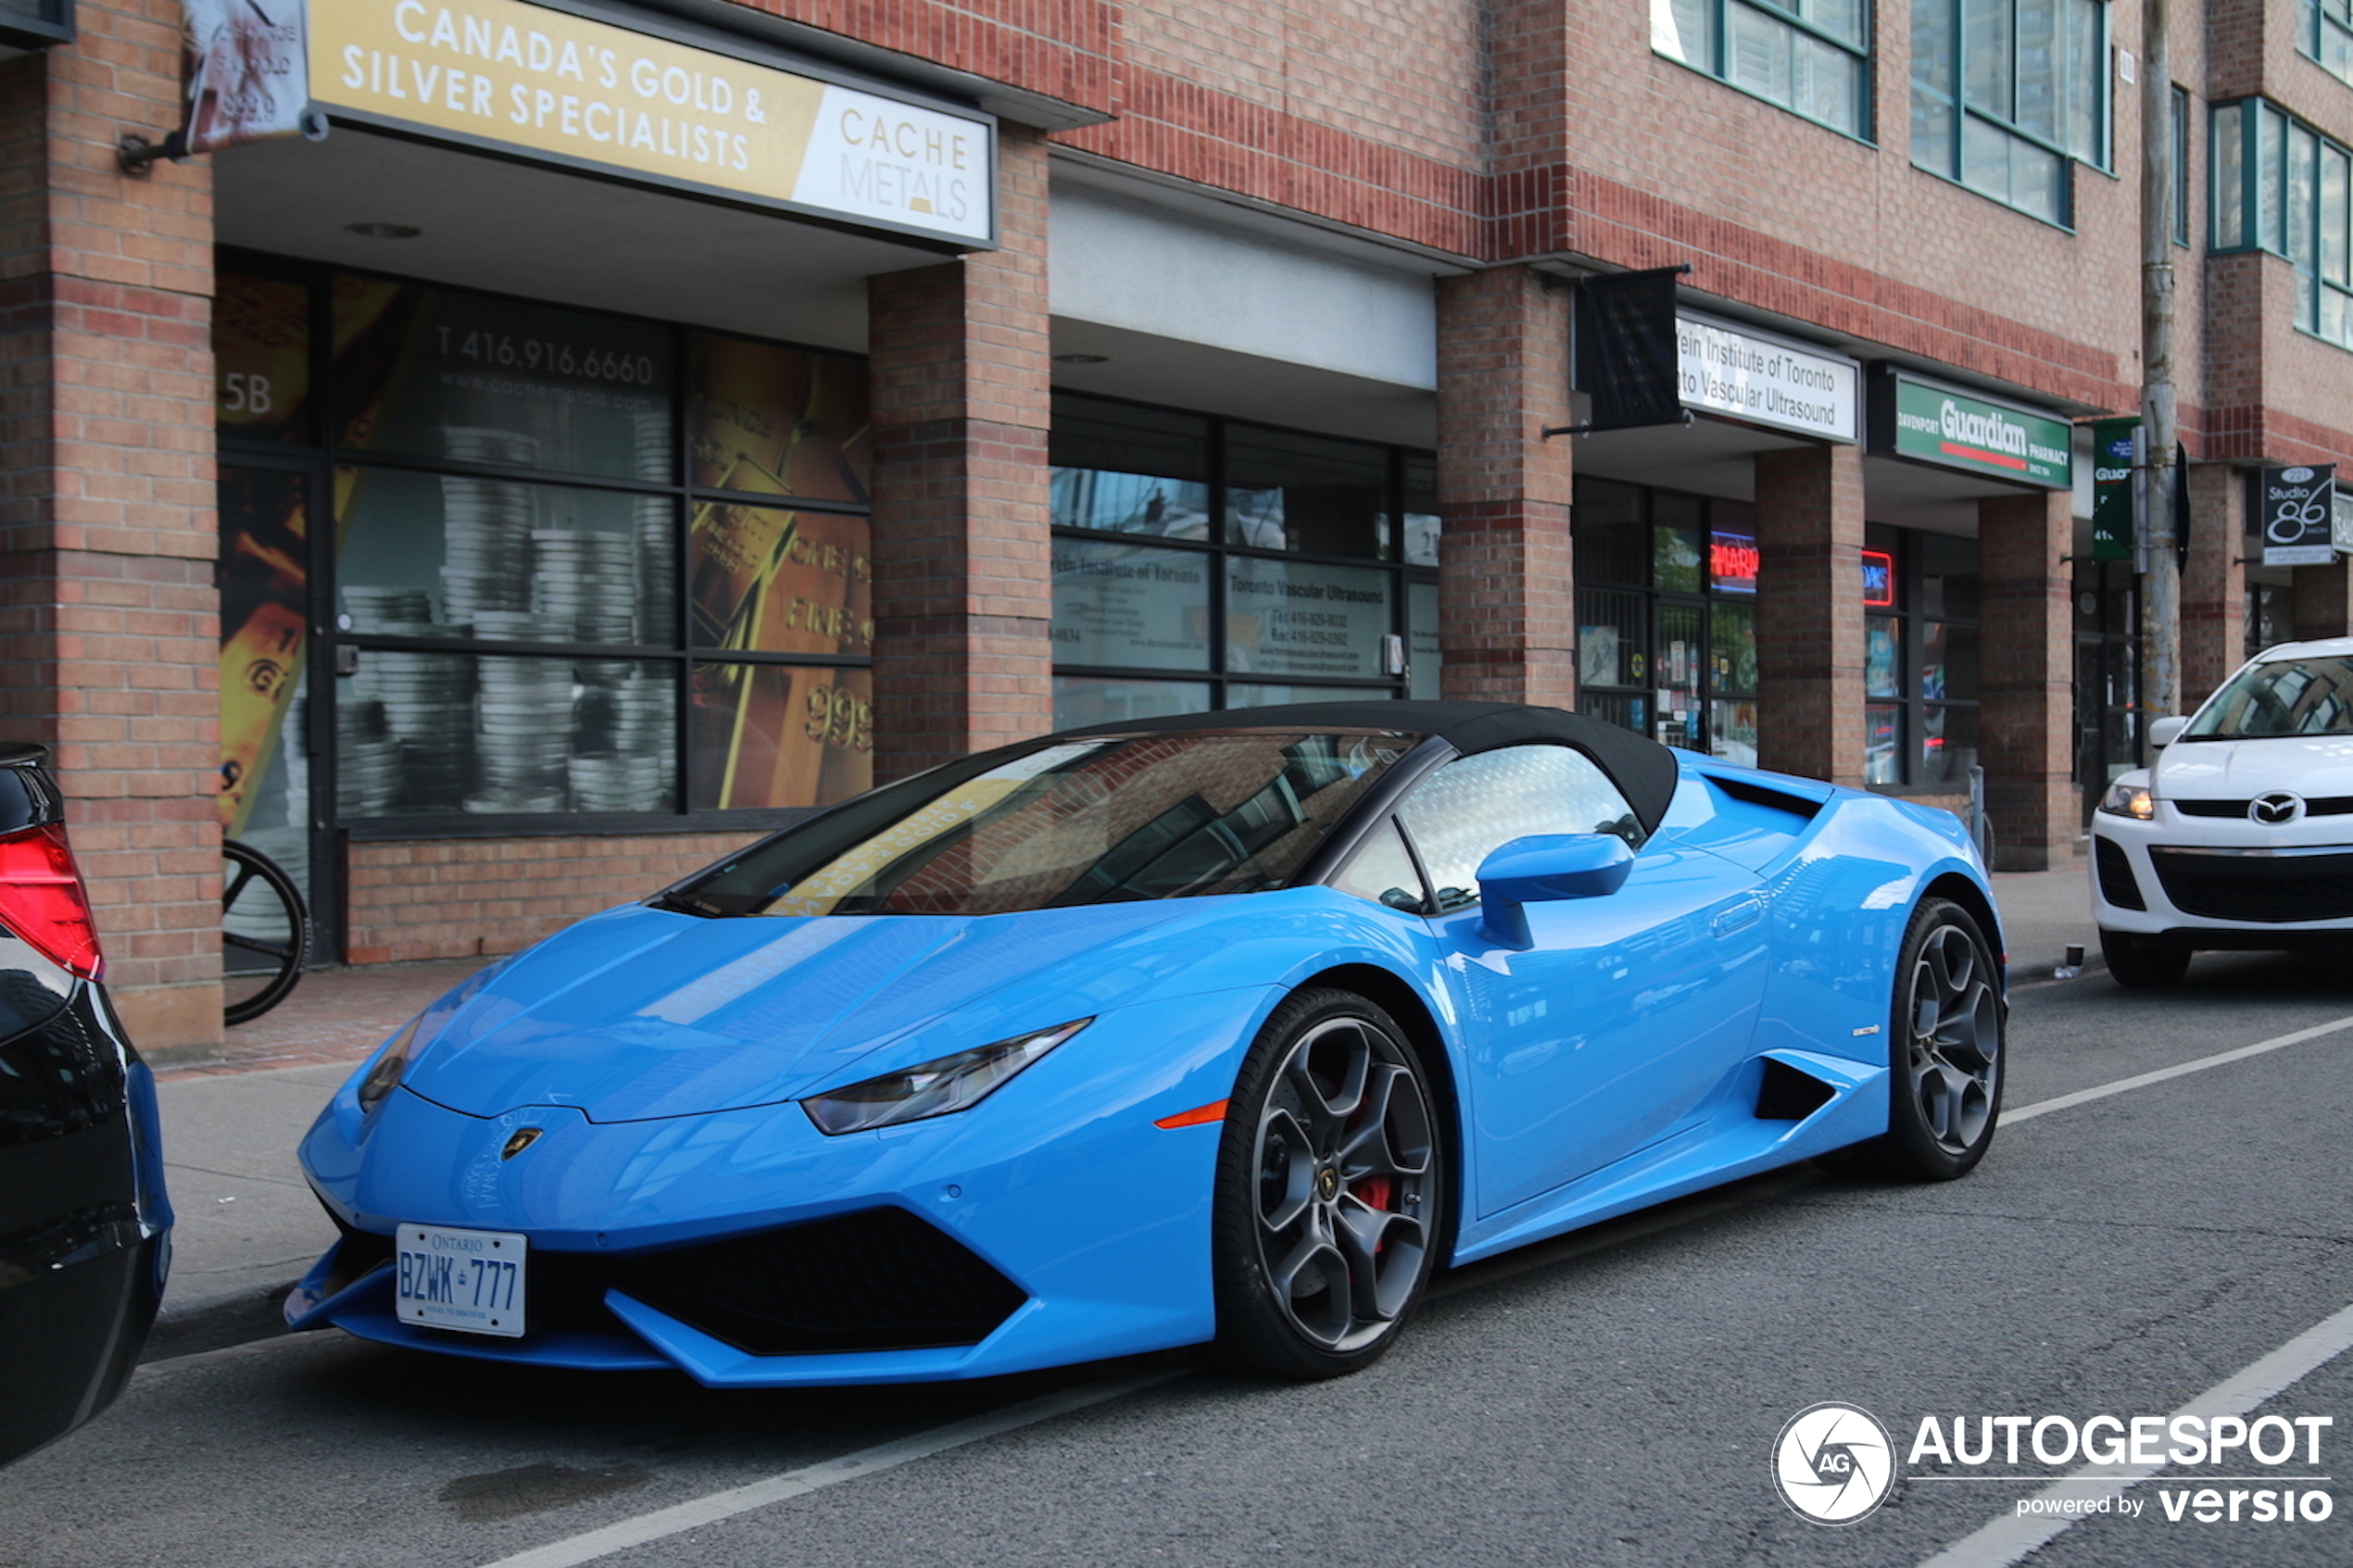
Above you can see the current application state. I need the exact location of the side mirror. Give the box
[1476,833,1635,947]
[2148,715,2189,748]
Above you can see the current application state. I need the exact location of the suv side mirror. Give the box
[1476,833,1635,947]
[2149,715,2189,748]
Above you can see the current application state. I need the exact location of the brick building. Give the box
[3,0,2347,1047]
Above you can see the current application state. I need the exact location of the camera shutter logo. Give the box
[1773,1402,1897,1524]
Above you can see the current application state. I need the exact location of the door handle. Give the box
[1711,897,1763,937]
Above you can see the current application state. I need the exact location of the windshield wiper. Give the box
[647,888,726,918]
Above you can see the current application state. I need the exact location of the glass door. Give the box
[219,461,336,960]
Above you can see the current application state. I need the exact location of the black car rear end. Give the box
[0,744,170,1464]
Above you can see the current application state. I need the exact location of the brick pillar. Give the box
[1431,267,1574,705]
[864,124,1053,782]
[2182,463,2248,696]
[1978,490,2075,871]
[2291,558,2353,642]
[1754,444,1864,784]
[0,16,221,1050]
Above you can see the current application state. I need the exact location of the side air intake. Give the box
[1755,1058,1837,1122]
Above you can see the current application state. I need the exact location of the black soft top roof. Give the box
[1058,700,1683,837]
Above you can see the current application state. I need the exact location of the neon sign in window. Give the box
[1708,531,1758,595]
[1861,549,1896,607]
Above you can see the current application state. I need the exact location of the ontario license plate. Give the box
[394,1224,527,1337]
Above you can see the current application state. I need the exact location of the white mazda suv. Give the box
[2092,637,2353,986]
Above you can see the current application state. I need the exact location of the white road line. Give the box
[1916,1299,2353,1568]
[2005,1010,2353,1125]
[475,1367,1182,1568]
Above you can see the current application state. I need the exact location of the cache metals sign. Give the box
[308,0,997,246]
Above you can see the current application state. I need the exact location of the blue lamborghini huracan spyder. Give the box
[287,701,2005,1383]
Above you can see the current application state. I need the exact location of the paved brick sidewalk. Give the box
[151,957,487,1081]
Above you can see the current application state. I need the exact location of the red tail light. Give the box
[0,821,106,980]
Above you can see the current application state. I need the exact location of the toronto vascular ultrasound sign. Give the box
[308,0,995,245]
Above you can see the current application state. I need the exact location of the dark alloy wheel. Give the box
[2100,928,2191,989]
[1213,987,1444,1378]
[1855,898,2004,1181]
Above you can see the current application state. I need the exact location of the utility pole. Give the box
[2139,0,2182,741]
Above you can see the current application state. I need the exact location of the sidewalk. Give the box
[137,857,2099,1360]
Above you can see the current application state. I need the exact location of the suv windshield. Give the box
[2184,656,2353,740]
[678,729,1425,917]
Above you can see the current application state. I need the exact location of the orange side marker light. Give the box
[1154,1099,1228,1130]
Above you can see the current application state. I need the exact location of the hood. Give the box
[2155,734,2353,799]
[396,900,1202,1122]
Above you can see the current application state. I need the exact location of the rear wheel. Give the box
[2100,928,2191,989]
[1853,898,2003,1181]
[1213,987,1443,1379]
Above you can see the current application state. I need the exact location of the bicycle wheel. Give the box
[222,838,311,1025]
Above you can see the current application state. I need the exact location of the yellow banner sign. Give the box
[308,0,992,245]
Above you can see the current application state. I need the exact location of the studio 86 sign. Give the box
[2264,465,2339,566]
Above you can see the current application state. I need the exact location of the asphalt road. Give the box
[6,956,2351,1568]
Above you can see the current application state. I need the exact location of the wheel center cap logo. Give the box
[2251,791,2305,824]
[1773,1402,1896,1524]
[1315,1166,1340,1201]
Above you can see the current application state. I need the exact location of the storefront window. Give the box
[1051,396,1212,539]
[215,272,312,445]
[689,335,870,504]
[333,277,675,482]
[1047,394,1435,723]
[218,467,313,896]
[217,260,874,836]
[1863,527,1982,790]
[1573,479,1756,757]
[1051,676,1214,729]
[689,504,868,657]
[1227,425,1390,558]
[688,663,870,811]
[338,469,676,647]
[1052,539,1213,671]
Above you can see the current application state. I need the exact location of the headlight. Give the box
[2098,781,2156,821]
[801,1018,1091,1135]
[356,1014,423,1113]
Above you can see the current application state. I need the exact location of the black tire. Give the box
[222,839,310,1026]
[2100,928,2191,989]
[1849,897,2004,1181]
[1212,987,1445,1379]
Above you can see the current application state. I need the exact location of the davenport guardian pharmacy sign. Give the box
[1676,313,1858,442]
[1869,370,2071,489]
[308,0,995,245]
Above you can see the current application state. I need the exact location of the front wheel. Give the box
[1213,988,1444,1379]
[1855,898,2004,1181]
[2100,928,2191,989]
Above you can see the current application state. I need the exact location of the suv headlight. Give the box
[801,1019,1091,1135]
[2098,781,2156,821]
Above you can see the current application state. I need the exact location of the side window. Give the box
[1396,746,1642,909]
[1329,817,1428,912]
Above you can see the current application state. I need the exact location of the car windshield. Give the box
[678,730,1425,917]
[2183,656,2353,740]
